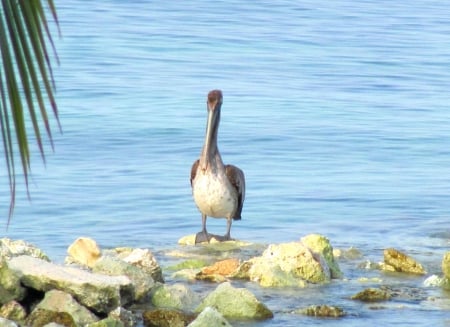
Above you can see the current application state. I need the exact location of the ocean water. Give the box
[1,1,450,325]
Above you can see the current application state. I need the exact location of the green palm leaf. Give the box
[0,0,59,226]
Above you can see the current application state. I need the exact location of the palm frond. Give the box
[0,0,60,226]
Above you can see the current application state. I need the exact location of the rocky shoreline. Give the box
[0,235,449,326]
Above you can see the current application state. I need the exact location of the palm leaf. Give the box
[0,0,59,226]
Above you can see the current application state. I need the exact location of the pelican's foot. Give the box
[195,231,210,244]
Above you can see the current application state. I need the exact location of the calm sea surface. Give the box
[1,1,450,325]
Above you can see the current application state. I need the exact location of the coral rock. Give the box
[67,237,101,267]
[383,248,426,275]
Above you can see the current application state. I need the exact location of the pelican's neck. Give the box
[200,111,223,172]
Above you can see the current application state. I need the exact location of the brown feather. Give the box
[190,159,199,187]
[225,164,245,220]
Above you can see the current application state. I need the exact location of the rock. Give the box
[86,317,125,327]
[34,290,99,325]
[244,241,331,287]
[142,308,196,327]
[442,251,450,279]
[200,258,239,276]
[7,255,133,313]
[301,234,343,278]
[0,259,26,305]
[298,305,345,317]
[423,275,445,287]
[0,301,27,322]
[92,256,154,302]
[42,323,66,327]
[246,260,307,287]
[0,238,49,261]
[187,307,232,327]
[67,237,101,267]
[121,248,164,283]
[351,287,391,302]
[151,283,200,311]
[108,307,136,327]
[383,248,426,275]
[333,247,363,260]
[25,308,77,327]
[0,317,18,327]
[195,282,273,320]
[196,258,240,282]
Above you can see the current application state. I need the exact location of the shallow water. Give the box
[1,1,449,325]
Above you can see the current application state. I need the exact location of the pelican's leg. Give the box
[224,217,233,240]
[195,214,210,244]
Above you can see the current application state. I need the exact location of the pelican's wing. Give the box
[190,159,200,187]
[225,164,245,220]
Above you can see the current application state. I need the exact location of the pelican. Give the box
[190,90,245,244]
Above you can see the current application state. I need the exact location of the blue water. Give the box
[1,1,450,325]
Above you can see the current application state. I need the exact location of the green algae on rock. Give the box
[195,282,273,320]
[298,305,346,317]
[351,287,391,302]
[301,234,343,278]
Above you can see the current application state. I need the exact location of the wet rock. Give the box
[351,287,391,302]
[142,308,196,327]
[196,258,240,282]
[7,255,133,313]
[92,256,154,302]
[298,305,346,317]
[0,301,27,323]
[187,307,232,327]
[35,290,99,325]
[151,283,200,311]
[0,259,26,305]
[0,238,49,261]
[120,248,164,283]
[25,308,77,327]
[442,251,450,279]
[301,234,343,278]
[333,247,363,260]
[86,317,125,327]
[383,248,426,275]
[0,317,18,327]
[66,237,101,267]
[195,282,273,320]
[244,241,331,287]
[108,307,136,327]
[423,275,445,287]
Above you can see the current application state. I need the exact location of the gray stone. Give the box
[92,256,154,302]
[151,283,200,311]
[0,260,26,305]
[0,238,49,261]
[0,317,18,327]
[195,282,273,320]
[7,255,133,313]
[35,290,99,325]
[121,248,164,283]
[187,306,232,327]
[108,307,135,327]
